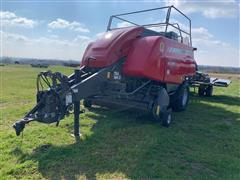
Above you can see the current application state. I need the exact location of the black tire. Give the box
[198,85,205,96]
[172,83,189,112]
[161,108,172,127]
[83,99,92,108]
[205,85,213,96]
[152,103,172,127]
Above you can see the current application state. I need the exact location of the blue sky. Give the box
[1,0,239,67]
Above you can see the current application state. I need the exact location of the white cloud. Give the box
[48,18,89,33]
[95,32,105,38]
[0,11,16,19]
[116,21,133,28]
[48,18,69,29]
[1,31,92,60]
[74,27,89,33]
[0,11,37,28]
[192,27,213,40]
[73,35,91,43]
[191,27,239,67]
[148,25,165,32]
[165,0,239,19]
[1,31,30,43]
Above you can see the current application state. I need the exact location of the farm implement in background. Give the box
[13,6,231,137]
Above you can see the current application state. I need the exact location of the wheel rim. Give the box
[182,88,188,106]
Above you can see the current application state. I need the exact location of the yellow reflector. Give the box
[156,105,160,116]
[107,72,111,79]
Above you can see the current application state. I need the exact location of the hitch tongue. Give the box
[12,117,35,136]
[13,120,26,136]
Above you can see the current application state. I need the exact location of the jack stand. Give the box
[72,100,81,142]
[72,69,82,142]
[74,100,80,136]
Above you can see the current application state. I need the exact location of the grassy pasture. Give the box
[0,65,239,179]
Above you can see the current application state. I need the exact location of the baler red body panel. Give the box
[123,36,196,84]
[81,27,196,84]
[81,27,143,68]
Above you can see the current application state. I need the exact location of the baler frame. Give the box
[13,6,231,139]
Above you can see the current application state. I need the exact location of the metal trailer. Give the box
[13,6,231,138]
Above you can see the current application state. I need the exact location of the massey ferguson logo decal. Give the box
[168,47,193,56]
[159,42,165,53]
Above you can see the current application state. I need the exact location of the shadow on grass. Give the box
[190,91,240,106]
[13,95,240,179]
[201,95,240,106]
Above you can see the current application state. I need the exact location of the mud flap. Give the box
[157,87,170,107]
[152,87,170,121]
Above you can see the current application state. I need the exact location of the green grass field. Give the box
[0,65,240,179]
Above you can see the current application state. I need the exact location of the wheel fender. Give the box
[157,87,169,107]
[151,87,170,120]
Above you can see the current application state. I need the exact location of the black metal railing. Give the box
[107,6,192,46]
